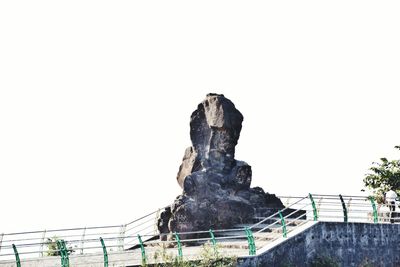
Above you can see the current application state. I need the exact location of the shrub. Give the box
[45,237,74,257]
[309,255,339,267]
[148,242,237,267]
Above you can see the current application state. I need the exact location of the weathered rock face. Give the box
[157,93,283,239]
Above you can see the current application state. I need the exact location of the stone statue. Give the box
[157,93,284,239]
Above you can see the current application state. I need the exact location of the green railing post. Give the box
[62,240,70,267]
[308,193,318,221]
[339,194,348,223]
[244,227,256,255]
[368,196,378,223]
[57,240,69,267]
[174,232,183,260]
[100,237,108,267]
[12,244,21,267]
[137,234,146,265]
[278,211,287,238]
[209,229,217,256]
[56,240,64,267]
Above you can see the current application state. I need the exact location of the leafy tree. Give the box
[363,146,400,203]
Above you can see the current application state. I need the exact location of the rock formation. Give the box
[157,93,284,239]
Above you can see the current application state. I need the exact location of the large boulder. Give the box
[158,93,283,239]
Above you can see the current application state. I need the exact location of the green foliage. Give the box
[151,243,187,267]
[46,237,60,256]
[45,237,74,257]
[147,242,237,267]
[363,146,400,203]
[198,243,237,267]
[309,255,339,267]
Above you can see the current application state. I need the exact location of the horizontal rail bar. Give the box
[3,225,123,237]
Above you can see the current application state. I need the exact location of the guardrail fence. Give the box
[1,194,398,266]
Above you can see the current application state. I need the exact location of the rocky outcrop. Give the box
[157,93,284,239]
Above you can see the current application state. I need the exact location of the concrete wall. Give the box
[238,222,400,267]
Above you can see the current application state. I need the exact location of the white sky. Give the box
[1,1,400,233]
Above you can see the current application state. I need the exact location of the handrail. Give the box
[250,195,309,230]
[2,225,124,237]
[1,194,399,266]
[125,206,169,226]
[311,194,370,198]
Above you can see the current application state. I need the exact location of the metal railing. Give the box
[0,207,164,266]
[1,194,399,266]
